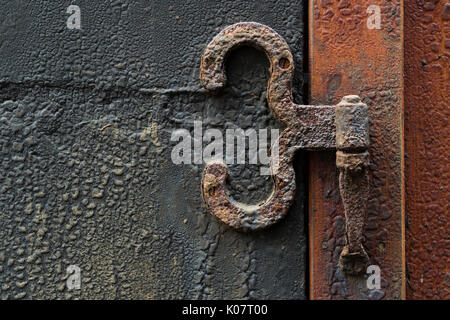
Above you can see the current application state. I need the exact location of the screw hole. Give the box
[278,57,290,70]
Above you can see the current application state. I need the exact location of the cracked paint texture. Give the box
[0,1,307,299]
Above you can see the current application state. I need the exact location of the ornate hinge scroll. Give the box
[200,22,370,274]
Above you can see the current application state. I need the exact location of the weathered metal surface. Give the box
[336,150,370,275]
[200,23,300,231]
[335,96,370,275]
[335,96,369,152]
[0,1,307,299]
[200,24,371,275]
[200,22,369,274]
[309,0,404,299]
[405,1,450,300]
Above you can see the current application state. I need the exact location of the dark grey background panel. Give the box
[0,1,307,299]
[0,0,305,101]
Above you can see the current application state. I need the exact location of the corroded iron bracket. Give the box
[200,22,370,274]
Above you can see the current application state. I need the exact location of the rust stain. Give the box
[200,22,302,231]
[405,0,450,300]
[309,0,404,299]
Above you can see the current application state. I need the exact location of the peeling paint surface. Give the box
[0,1,307,299]
[405,0,449,300]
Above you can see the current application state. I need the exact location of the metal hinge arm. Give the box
[200,22,370,274]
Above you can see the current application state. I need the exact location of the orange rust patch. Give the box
[405,0,450,300]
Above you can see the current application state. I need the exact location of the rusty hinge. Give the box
[200,22,370,275]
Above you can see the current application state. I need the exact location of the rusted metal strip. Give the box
[405,1,450,300]
[309,0,404,299]
[200,22,301,231]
